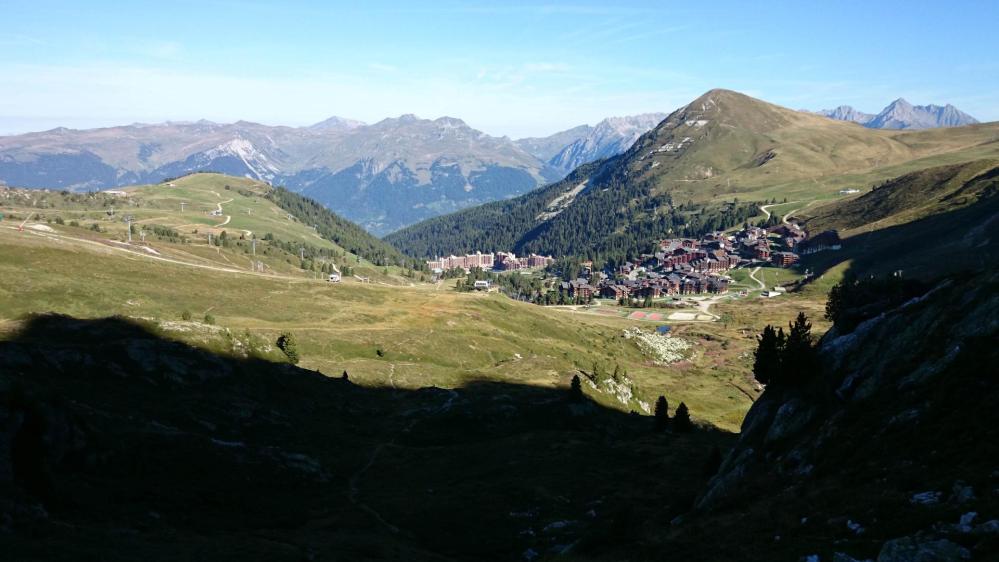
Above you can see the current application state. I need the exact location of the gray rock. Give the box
[765,399,815,444]
[696,458,753,509]
[833,553,872,562]
[877,536,970,562]
[958,512,976,527]
[949,481,975,504]
[910,491,942,505]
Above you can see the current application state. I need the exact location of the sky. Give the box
[2,0,997,138]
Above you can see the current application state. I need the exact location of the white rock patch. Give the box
[623,327,691,365]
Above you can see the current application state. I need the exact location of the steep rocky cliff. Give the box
[687,271,999,560]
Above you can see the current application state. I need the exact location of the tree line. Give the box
[386,158,761,271]
[265,185,415,268]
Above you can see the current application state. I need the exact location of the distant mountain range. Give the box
[0,113,663,235]
[815,98,978,129]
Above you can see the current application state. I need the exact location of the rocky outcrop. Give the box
[692,271,999,559]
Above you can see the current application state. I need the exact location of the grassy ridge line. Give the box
[800,158,999,235]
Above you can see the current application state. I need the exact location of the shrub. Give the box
[277,332,300,364]
[203,313,216,325]
[181,310,192,321]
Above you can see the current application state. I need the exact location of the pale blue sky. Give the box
[2,0,997,137]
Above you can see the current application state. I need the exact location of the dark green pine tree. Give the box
[752,325,783,386]
[674,402,693,432]
[341,370,349,381]
[569,374,584,403]
[782,312,817,385]
[654,395,670,431]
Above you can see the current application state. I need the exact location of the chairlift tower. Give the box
[124,215,134,242]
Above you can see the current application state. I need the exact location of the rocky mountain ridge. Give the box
[0,112,662,234]
[816,99,979,129]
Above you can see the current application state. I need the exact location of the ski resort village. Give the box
[425,221,842,308]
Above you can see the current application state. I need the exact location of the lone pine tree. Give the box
[569,374,584,402]
[654,395,670,431]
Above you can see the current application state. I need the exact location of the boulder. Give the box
[877,536,970,562]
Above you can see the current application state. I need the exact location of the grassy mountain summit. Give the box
[388,88,999,262]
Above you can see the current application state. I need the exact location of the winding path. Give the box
[213,198,234,227]
[747,266,766,290]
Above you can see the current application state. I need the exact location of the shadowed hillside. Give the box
[798,161,999,281]
[662,270,999,562]
[0,315,731,562]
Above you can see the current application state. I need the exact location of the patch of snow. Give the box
[205,137,281,180]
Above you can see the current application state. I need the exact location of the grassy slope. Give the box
[800,158,998,235]
[639,92,999,225]
[0,214,828,432]
[0,173,410,282]
[795,159,999,281]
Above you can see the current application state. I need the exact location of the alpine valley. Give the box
[3,4,999,559]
